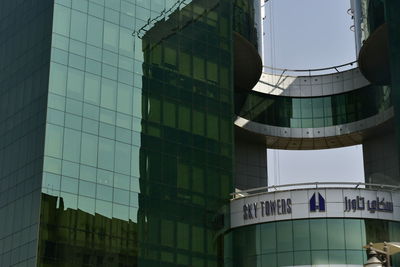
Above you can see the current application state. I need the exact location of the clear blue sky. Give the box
[263,0,365,185]
[264,0,357,69]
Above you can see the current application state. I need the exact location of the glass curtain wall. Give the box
[225,218,400,267]
[0,0,54,266]
[384,0,400,188]
[360,0,400,186]
[237,85,391,128]
[233,0,259,48]
[138,0,233,266]
[38,0,234,266]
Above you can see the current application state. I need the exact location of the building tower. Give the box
[2,0,400,266]
[226,0,400,266]
[0,0,262,266]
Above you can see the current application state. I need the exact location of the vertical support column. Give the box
[234,128,267,190]
[385,0,400,186]
[363,129,400,185]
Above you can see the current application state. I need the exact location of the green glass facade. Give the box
[136,1,233,266]
[384,0,400,184]
[1,0,246,266]
[39,0,235,266]
[237,85,391,128]
[225,219,400,267]
[0,0,54,266]
[233,0,259,48]
[361,0,400,185]
[5,0,400,266]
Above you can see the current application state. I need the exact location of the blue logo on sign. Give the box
[310,193,325,212]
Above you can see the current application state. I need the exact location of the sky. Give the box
[263,0,365,185]
[263,0,357,69]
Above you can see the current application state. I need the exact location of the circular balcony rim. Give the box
[234,107,394,150]
[231,182,400,199]
[262,60,358,77]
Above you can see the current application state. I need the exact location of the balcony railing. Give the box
[262,60,358,76]
[231,182,400,199]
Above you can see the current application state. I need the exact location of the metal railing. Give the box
[262,60,358,76]
[231,182,400,199]
[132,0,190,39]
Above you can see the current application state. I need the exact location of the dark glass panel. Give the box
[237,85,392,128]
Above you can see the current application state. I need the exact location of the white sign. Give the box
[230,188,400,229]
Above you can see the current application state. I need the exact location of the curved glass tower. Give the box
[228,218,400,266]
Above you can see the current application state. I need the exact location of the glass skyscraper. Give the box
[0,0,261,266]
[2,0,400,266]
